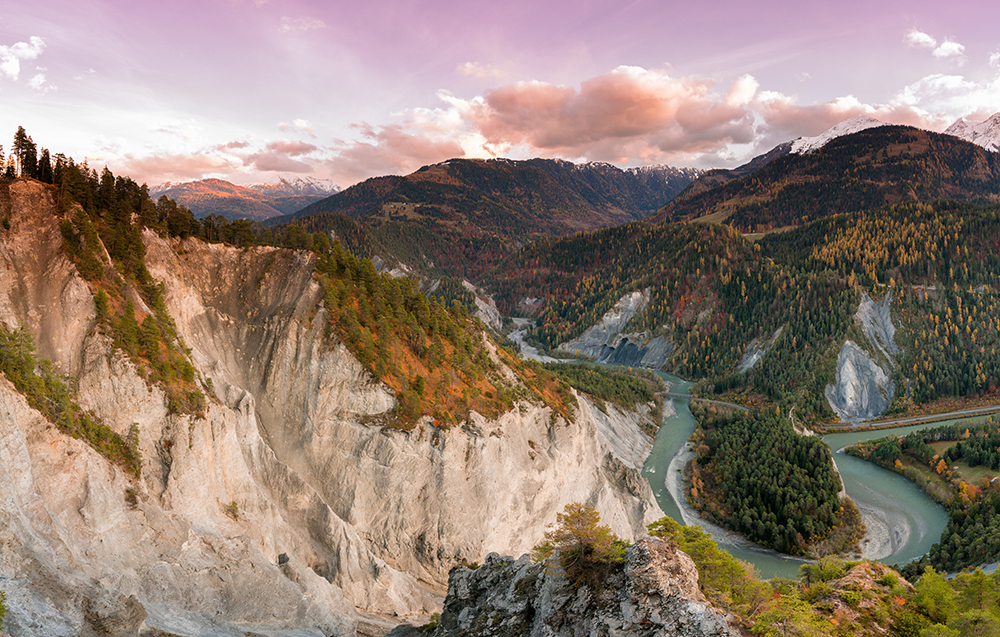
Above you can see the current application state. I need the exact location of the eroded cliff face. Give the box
[0,179,663,636]
[557,290,673,369]
[143,231,663,589]
[825,293,900,422]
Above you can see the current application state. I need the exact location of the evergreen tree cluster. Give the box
[689,409,846,555]
[1,126,53,182]
[0,325,141,477]
[541,363,661,413]
[314,240,574,428]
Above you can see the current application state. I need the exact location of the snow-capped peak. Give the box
[945,112,1000,153]
[247,175,341,196]
[790,116,888,155]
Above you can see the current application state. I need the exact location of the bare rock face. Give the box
[825,293,900,422]
[855,292,899,361]
[0,180,663,635]
[825,340,894,422]
[557,290,674,369]
[390,538,742,637]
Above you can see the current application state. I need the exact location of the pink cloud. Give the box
[241,139,320,173]
[752,93,947,149]
[213,140,251,151]
[461,66,756,163]
[277,119,314,133]
[263,139,318,155]
[243,151,313,173]
[324,124,465,185]
[117,152,237,185]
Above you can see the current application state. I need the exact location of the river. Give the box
[642,372,979,579]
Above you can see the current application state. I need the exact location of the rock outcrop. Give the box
[0,179,663,635]
[855,292,900,363]
[825,293,900,422]
[825,341,894,422]
[558,290,673,369]
[736,328,782,374]
[388,538,742,637]
[462,280,503,331]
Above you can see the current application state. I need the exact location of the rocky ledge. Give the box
[389,537,743,637]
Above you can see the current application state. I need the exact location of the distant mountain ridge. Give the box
[655,125,1000,231]
[280,157,704,279]
[789,115,889,154]
[150,176,340,220]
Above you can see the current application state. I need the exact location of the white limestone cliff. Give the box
[0,179,663,636]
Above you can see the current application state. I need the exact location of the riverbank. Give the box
[666,439,909,565]
[852,484,911,561]
[664,442,811,565]
[821,403,1000,433]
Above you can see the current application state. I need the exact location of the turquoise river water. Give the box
[641,373,988,579]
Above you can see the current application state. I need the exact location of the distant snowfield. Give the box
[945,112,1000,153]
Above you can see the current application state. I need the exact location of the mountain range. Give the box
[150,175,340,220]
[654,124,1000,231]
[277,158,703,279]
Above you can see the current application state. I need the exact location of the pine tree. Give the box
[37,149,53,184]
[11,126,36,178]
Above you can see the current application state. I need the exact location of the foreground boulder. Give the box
[391,537,744,637]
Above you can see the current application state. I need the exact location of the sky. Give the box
[2,0,999,188]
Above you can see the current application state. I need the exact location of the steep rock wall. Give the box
[557,290,673,369]
[824,341,894,422]
[0,180,404,635]
[825,293,900,422]
[144,233,664,588]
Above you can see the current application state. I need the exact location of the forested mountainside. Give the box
[279,158,702,279]
[491,201,1000,423]
[655,126,1000,232]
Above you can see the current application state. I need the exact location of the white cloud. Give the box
[278,17,326,34]
[725,74,759,107]
[893,71,1000,122]
[990,52,1000,68]
[904,29,966,65]
[27,73,54,92]
[905,28,937,49]
[277,119,314,133]
[933,40,966,61]
[0,36,45,81]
